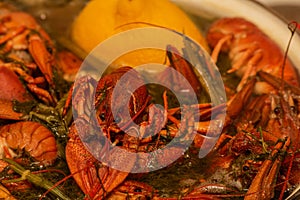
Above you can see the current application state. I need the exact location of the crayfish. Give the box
[65,38,225,199]
[0,4,83,199]
[196,18,300,200]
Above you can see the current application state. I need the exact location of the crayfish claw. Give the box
[245,137,290,200]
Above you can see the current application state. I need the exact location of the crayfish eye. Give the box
[244,149,251,156]
[273,107,281,115]
[46,46,53,54]
[290,106,297,114]
[134,188,142,193]
[242,165,250,171]
[114,115,121,123]
[100,113,105,121]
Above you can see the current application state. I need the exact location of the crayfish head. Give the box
[268,91,300,143]
[95,66,149,128]
[232,90,300,147]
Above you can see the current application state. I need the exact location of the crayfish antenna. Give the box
[114,21,176,32]
[278,21,300,200]
[280,21,298,90]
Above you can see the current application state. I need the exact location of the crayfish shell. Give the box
[95,66,149,127]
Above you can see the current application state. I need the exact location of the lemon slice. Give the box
[71,0,209,67]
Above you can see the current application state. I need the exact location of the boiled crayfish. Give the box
[0,6,82,106]
[0,4,83,199]
[194,17,300,200]
[207,17,299,92]
[65,39,226,199]
[1,3,300,200]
